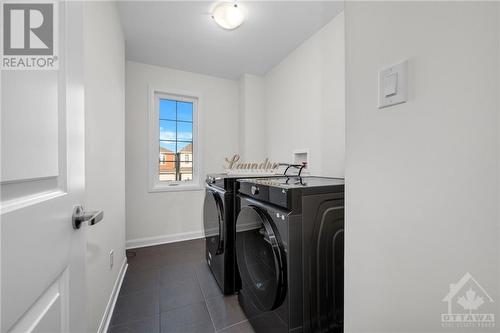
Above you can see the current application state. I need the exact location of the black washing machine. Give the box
[203,173,283,295]
[235,176,344,333]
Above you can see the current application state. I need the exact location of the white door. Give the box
[1,2,89,332]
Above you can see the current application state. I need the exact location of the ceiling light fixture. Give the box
[211,2,245,30]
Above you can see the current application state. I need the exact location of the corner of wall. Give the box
[238,73,266,162]
[238,74,247,159]
[497,1,500,306]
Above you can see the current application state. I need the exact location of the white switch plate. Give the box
[384,73,398,97]
[378,60,408,109]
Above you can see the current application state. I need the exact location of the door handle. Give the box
[72,205,104,229]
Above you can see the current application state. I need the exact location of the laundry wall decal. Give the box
[224,154,280,172]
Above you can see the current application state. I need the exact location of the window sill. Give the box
[148,183,204,193]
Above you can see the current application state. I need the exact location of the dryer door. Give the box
[204,188,225,255]
[236,205,287,311]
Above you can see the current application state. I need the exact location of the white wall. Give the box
[263,13,345,177]
[345,2,499,332]
[84,2,126,332]
[239,74,266,161]
[125,61,239,246]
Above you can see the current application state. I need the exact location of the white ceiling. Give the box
[117,1,344,80]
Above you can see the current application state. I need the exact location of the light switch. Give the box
[384,73,398,97]
[378,60,408,109]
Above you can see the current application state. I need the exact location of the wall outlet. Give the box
[109,250,114,269]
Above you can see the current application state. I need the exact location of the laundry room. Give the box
[1,1,499,333]
[121,2,345,331]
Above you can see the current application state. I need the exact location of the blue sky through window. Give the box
[159,120,176,140]
[160,141,176,152]
[159,98,193,153]
[177,102,193,122]
[177,122,192,141]
[159,99,176,120]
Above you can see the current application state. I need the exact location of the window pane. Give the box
[177,102,193,121]
[159,120,176,141]
[159,166,177,181]
[160,141,176,153]
[176,141,192,154]
[177,122,192,141]
[159,142,176,182]
[179,162,193,181]
[159,149,176,181]
[159,99,176,120]
[159,152,175,163]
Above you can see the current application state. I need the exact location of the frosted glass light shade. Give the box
[212,3,245,30]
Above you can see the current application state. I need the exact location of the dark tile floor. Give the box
[108,239,255,333]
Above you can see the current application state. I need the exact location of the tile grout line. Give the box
[203,300,217,333]
[158,264,205,315]
[194,262,209,301]
[159,258,213,331]
[193,260,249,332]
[194,262,217,332]
[108,314,160,331]
[216,319,249,332]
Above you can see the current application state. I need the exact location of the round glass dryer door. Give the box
[203,189,224,255]
[236,206,286,311]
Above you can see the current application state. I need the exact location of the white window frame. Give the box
[148,87,203,192]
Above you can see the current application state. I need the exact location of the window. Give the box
[149,89,201,191]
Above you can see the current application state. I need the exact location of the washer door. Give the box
[203,188,224,255]
[236,205,286,311]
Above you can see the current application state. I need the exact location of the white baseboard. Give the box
[97,258,128,333]
[126,230,205,249]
